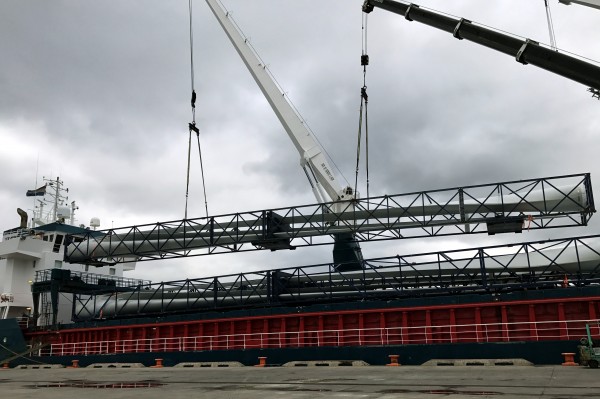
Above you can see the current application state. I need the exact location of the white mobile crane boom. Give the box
[205,0,363,270]
[205,0,354,206]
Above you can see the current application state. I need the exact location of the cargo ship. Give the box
[2,0,600,367]
[1,172,599,367]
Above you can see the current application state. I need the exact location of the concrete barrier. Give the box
[421,358,533,366]
[283,360,369,367]
[87,363,145,368]
[174,362,244,368]
[16,364,64,369]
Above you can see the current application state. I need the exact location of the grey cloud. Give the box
[1,0,599,282]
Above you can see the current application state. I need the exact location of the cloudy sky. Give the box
[1,0,599,283]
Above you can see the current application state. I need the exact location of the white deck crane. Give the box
[205,0,364,270]
[204,0,352,205]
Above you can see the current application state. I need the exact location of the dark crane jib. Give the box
[363,0,600,92]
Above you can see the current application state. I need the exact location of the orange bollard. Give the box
[387,354,400,366]
[561,353,577,366]
[255,357,267,367]
[68,359,79,368]
[1,362,9,369]
[151,358,164,368]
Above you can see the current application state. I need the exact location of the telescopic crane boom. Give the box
[205,0,353,205]
[205,0,363,269]
[362,0,600,93]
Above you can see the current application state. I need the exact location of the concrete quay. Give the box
[0,364,599,398]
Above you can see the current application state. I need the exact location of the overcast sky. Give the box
[1,0,599,283]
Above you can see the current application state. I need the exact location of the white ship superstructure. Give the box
[0,177,135,324]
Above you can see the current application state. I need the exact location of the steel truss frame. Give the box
[31,269,152,327]
[71,234,600,320]
[65,174,594,265]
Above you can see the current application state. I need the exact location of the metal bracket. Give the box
[405,3,419,21]
[189,122,200,134]
[486,215,525,235]
[362,0,374,13]
[516,39,538,65]
[453,18,470,40]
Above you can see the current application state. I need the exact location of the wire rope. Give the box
[354,11,370,200]
[185,0,209,219]
[543,0,558,50]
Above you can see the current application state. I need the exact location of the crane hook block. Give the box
[361,54,369,66]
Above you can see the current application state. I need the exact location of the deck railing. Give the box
[41,318,600,357]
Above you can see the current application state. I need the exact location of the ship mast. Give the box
[52,177,60,222]
[31,176,70,226]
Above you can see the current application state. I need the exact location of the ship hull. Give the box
[5,285,598,367]
[9,341,581,367]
